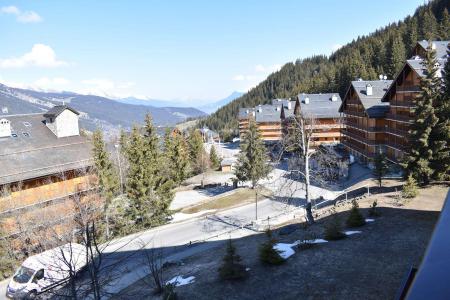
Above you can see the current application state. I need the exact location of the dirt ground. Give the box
[114,183,448,300]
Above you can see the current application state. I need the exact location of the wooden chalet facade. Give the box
[238,94,342,145]
[381,40,448,163]
[0,106,95,243]
[341,40,448,164]
[339,80,392,162]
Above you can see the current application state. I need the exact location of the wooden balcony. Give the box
[385,140,406,152]
[343,110,366,118]
[341,129,379,146]
[385,113,413,123]
[344,121,384,133]
[385,127,409,137]
[342,140,376,159]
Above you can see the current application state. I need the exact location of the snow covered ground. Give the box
[166,275,196,286]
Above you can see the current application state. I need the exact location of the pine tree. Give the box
[218,239,246,280]
[187,129,206,175]
[164,129,190,184]
[431,43,450,180]
[403,43,440,185]
[143,114,174,221]
[420,8,438,41]
[259,230,285,265]
[234,120,271,188]
[407,17,419,50]
[209,145,221,170]
[439,8,450,40]
[387,32,406,78]
[346,200,366,228]
[125,126,149,227]
[373,152,389,188]
[92,130,119,237]
[402,175,419,198]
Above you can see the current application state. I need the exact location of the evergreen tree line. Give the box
[92,114,222,237]
[199,0,450,138]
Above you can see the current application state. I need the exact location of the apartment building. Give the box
[339,79,392,162]
[238,93,342,145]
[340,40,448,164]
[0,105,94,239]
[382,40,448,163]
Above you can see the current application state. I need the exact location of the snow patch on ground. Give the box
[274,242,298,259]
[166,275,196,286]
[303,239,328,244]
[365,218,375,222]
[345,230,362,236]
[170,210,216,222]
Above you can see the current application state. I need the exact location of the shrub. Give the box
[368,200,380,217]
[402,175,419,198]
[162,283,177,300]
[346,200,366,228]
[297,230,318,250]
[259,230,285,265]
[324,209,346,240]
[218,239,246,280]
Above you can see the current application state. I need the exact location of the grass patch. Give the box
[181,188,271,214]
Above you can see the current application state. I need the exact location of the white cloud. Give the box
[331,44,343,52]
[1,5,42,23]
[232,74,245,81]
[0,44,68,68]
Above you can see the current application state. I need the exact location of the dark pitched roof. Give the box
[43,105,80,118]
[238,107,255,120]
[406,57,446,78]
[291,93,342,118]
[346,80,392,118]
[0,113,92,185]
[254,105,283,123]
[417,40,449,60]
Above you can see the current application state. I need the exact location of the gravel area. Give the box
[114,184,448,300]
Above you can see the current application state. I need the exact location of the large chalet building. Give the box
[340,40,448,164]
[382,40,448,163]
[339,79,392,161]
[0,105,94,242]
[238,93,342,145]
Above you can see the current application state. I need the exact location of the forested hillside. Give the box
[200,0,450,138]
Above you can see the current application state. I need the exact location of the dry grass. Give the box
[181,188,272,214]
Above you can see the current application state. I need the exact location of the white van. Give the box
[6,243,86,299]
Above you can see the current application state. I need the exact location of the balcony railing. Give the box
[343,110,366,118]
[344,122,384,133]
[341,140,376,159]
[385,113,413,123]
[385,127,409,137]
[341,130,380,146]
[385,140,406,151]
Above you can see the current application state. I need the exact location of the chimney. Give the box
[287,101,292,109]
[366,84,373,96]
[0,119,11,138]
[304,97,310,104]
[431,42,436,50]
[331,95,338,102]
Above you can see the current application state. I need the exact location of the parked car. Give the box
[6,243,86,299]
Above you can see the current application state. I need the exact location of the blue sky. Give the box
[0,0,424,104]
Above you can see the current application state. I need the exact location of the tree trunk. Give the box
[305,154,314,224]
[255,189,258,220]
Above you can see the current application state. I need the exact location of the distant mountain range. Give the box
[0,83,207,137]
[117,91,243,114]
